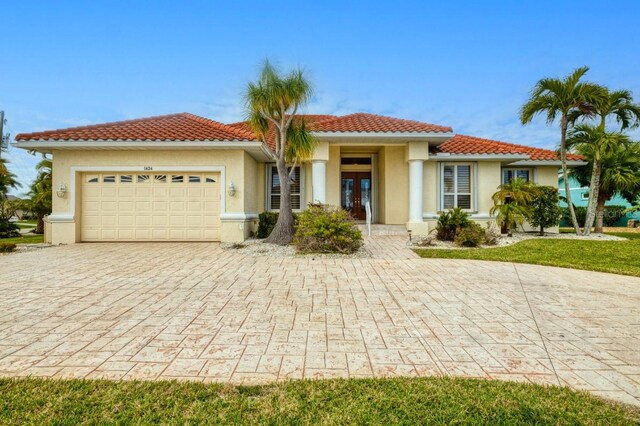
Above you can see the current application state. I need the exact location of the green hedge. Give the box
[561,205,628,227]
[257,211,299,239]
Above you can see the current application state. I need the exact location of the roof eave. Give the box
[13,139,272,161]
[509,160,587,166]
[430,153,530,161]
[311,131,454,144]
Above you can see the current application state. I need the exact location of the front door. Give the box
[341,172,372,220]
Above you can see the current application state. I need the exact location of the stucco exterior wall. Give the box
[49,149,255,244]
[536,166,560,186]
[325,146,341,207]
[382,146,409,224]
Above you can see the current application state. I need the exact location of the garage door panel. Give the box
[101,201,117,212]
[136,201,152,212]
[81,172,220,242]
[118,187,134,197]
[118,216,134,226]
[152,216,168,226]
[117,229,134,239]
[100,187,117,197]
[118,201,134,212]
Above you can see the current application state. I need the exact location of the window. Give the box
[172,175,184,183]
[502,168,531,184]
[188,175,201,183]
[86,175,99,183]
[442,164,472,210]
[205,176,216,183]
[103,175,116,183]
[154,174,167,183]
[120,175,132,183]
[582,191,589,200]
[137,174,150,183]
[268,165,301,210]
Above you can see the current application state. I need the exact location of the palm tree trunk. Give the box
[594,191,608,234]
[560,116,581,234]
[583,160,601,236]
[35,214,45,234]
[265,155,295,245]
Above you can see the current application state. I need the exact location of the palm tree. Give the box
[244,61,315,245]
[0,157,20,199]
[572,141,640,233]
[520,66,605,234]
[567,125,633,234]
[571,88,640,130]
[28,157,52,234]
[490,178,537,236]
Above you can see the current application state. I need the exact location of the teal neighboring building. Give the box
[558,174,639,226]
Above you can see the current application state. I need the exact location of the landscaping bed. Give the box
[0,377,637,425]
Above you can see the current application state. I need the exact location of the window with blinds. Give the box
[269,165,302,210]
[502,168,531,184]
[442,164,472,210]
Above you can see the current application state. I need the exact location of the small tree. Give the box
[491,178,537,236]
[527,186,562,236]
[244,61,315,245]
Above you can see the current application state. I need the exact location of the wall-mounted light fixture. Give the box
[227,181,236,197]
[56,183,67,198]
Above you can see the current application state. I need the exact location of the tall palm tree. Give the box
[520,66,605,234]
[568,88,640,234]
[572,141,640,233]
[28,157,52,234]
[567,125,632,234]
[244,61,315,245]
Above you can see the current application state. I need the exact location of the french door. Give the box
[341,172,372,220]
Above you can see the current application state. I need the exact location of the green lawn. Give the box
[15,220,36,229]
[416,233,640,277]
[0,234,44,245]
[0,377,637,425]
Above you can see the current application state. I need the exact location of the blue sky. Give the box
[2,1,639,195]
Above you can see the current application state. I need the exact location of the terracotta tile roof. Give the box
[15,113,257,142]
[228,115,338,150]
[438,134,584,161]
[311,113,453,133]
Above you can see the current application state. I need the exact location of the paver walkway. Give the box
[1,240,639,406]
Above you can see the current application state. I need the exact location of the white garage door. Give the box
[81,172,221,241]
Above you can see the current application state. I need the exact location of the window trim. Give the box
[439,162,475,212]
[266,164,305,212]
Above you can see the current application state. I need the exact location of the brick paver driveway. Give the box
[1,240,639,406]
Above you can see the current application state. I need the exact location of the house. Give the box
[558,173,639,226]
[14,112,584,244]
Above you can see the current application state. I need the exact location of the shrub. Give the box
[561,206,587,227]
[561,205,627,228]
[257,211,299,239]
[0,220,20,239]
[484,223,500,246]
[454,222,484,247]
[0,243,17,253]
[436,208,471,241]
[527,186,562,235]
[294,203,363,254]
[602,205,627,226]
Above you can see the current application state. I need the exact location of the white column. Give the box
[409,159,423,222]
[312,160,326,204]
